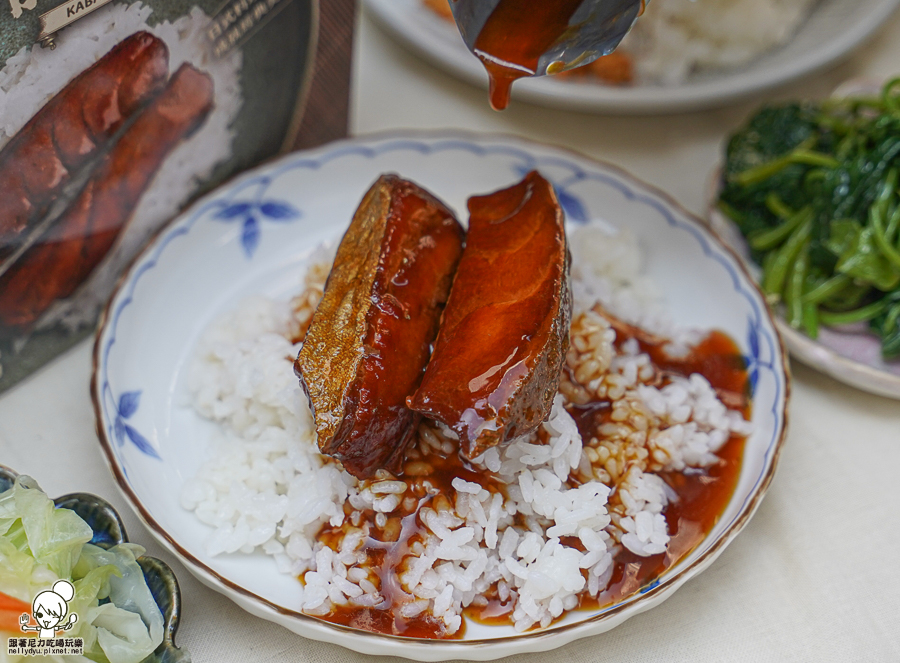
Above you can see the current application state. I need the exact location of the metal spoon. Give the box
[450,0,645,77]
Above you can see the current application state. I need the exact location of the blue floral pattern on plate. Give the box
[98,132,784,517]
[110,390,159,460]
[212,195,301,258]
[511,163,590,224]
[744,314,775,398]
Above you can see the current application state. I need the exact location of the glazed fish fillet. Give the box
[408,170,572,459]
[0,32,169,259]
[0,64,214,329]
[295,175,465,479]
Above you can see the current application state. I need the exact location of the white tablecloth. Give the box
[2,7,899,661]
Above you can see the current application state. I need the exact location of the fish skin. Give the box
[296,175,465,479]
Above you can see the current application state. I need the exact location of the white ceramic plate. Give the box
[93,132,789,660]
[364,0,900,114]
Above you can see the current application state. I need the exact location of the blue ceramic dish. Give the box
[0,465,189,663]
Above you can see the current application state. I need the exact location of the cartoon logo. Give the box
[19,580,78,637]
[6,580,84,657]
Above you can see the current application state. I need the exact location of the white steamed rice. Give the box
[622,0,819,84]
[182,222,752,634]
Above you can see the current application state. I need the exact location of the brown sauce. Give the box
[325,604,447,639]
[318,506,452,638]
[646,331,750,404]
[574,432,744,613]
[473,0,584,110]
[317,328,749,638]
[320,449,505,639]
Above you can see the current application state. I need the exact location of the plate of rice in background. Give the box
[364,0,900,113]
[91,132,789,659]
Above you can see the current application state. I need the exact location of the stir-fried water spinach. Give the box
[718,78,900,359]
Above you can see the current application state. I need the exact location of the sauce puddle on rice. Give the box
[310,322,749,638]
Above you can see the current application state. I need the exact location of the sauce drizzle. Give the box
[473,0,584,110]
[317,326,749,638]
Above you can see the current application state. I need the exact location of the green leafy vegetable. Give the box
[835,227,900,291]
[870,292,900,359]
[0,476,92,580]
[718,78,900,360]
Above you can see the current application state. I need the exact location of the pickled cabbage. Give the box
[0,477,164,663]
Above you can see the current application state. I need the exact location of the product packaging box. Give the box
[0,0,355,392]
